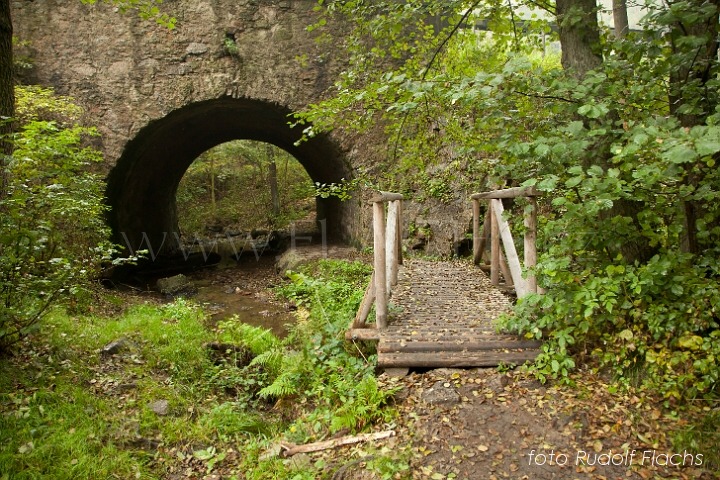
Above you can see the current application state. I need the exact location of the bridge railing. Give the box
[471,186,540,298]
[346,191,404,341]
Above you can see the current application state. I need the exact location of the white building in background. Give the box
[597,0,648,31]
[464,0,651,56]
[509,0,648,32]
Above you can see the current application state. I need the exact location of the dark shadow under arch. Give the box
[106,97,350,256]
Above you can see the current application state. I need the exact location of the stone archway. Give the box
[106,97,349,256]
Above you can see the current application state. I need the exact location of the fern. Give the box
[258,370,299,398]
[249,348,285,375]
[217,319,280,355]
[329,376,398,433]
[253,350,309,399]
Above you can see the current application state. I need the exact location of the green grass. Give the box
[0,261,410,479]
[0,299,215,479]
[672,406,720,473]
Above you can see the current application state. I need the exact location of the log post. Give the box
[490,200,500,285]
[386,200,399,290]
[396,200,403,266]
[524,197,538,294]
[373,200,388,330]
[351,272,376,329]
[499,249,513,287]
[472,198,481,265]
[470,187,541,297]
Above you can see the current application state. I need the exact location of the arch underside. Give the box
[106,97,349,256]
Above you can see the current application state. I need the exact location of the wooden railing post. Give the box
[472,198,481,265]
[491,198,527,297]
[348,191,404,339]
[373,200,388,330]
[524,197,538,294]
[386,200,399,291]
[396,200,403,267]
[490,200,500,286]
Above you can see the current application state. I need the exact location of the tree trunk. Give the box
[667,0,720,254]
[209,155,217,220]
[612,0,629,39]
[555,0,603,75]
[266,144,280,217]
[556,0,656,264]
[0,0,13,201]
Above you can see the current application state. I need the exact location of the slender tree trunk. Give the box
[266,144,280,217]
[612,0,629,39]
[209,155,217,220]
[0,0,13,201]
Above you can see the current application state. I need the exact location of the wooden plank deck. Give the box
[376,259,541,368]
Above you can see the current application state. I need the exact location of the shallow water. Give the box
[188,254,295,338]
[192,282,293,337]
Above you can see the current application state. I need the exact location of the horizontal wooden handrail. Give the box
[369,191,404,203]
[470,185,539,200]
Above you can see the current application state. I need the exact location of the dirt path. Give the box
[362,367,714,480]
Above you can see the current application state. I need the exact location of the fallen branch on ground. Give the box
[262,430,395,459]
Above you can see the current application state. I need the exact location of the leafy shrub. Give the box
[0,87,113,352]
[499,116,720,400]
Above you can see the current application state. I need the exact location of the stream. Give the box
[185,254,296,337]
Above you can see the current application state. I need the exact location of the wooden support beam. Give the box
[378,339,542,353]
[396,200,403,266]
[373,201,388,329]
[479,209,490,264]
[491,199,528,297]
[472,199,481,265]
[345,328,381,341]
[499,247,513,287]
[471,186,540,200]
[377,350,540,368]
[351,272,375,329]
[369,191,404,203]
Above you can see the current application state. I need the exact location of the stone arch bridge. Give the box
[11,0,363,255]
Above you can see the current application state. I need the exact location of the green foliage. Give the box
[270,260,397,438]
[223,36,240,57]
[0,86,114,351]
[0,268,402,479]
[300,0,720,404]
[176,140,315,236]
[199,402,273,439]
[0,381,142,479]
[673,407,720,472]
[314,177,364,201]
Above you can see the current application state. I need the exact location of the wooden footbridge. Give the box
[346,188,543,369]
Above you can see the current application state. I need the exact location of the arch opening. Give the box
[106,97,350,260]
[177,140,317,240]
